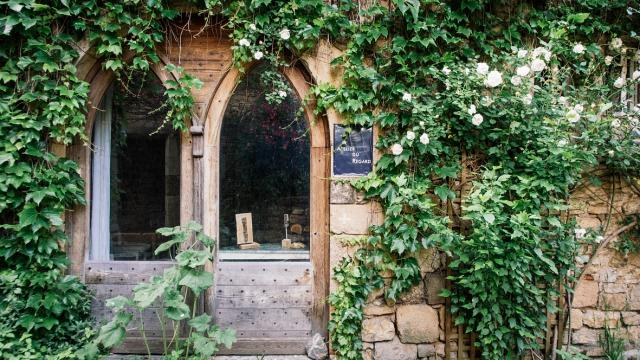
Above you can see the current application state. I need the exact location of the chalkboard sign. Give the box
[333,125,373,176]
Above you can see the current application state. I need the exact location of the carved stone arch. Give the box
[201,62,330,343]
[66,55,193,277]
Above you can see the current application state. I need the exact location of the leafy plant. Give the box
[600,324,625,360]
[80,222,235,359]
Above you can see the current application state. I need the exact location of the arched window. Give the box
[219,64,310,259]
[90,74,180,261]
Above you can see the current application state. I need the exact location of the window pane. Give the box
[90,73,180,261]
[220,64,310,254]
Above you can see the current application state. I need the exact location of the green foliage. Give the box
[614,215,640,256]
[600,324,625,360]
[80,222,236,359]
[306,1,640,359]
[0,0,203,357]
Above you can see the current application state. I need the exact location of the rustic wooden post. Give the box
[190,122,204,226]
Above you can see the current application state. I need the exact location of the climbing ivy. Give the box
[0,1,205,357]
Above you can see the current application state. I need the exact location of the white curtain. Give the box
[90,88,112,261]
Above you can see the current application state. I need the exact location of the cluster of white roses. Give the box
[390,117,431,156]
[237,27,292,61]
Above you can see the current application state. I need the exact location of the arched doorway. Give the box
[203,63,329,354]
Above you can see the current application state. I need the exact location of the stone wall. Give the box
[329,173,640,359]
[567,176,640,358]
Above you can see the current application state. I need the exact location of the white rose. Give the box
[613,77,625,88]
[608,150,615,157]
[391,143,403,156]
[574,104,584,113]
[574,228,587,239]
[406,131,416,140]
[572,43,585,54]
[595,235,604,243]
[471,113,484,126]
[516,65,530,77]
[632,70,640,81]
[476,62,489,75]
[558,96,568,106]
[523,94,533,105]
[531,59,546,72]
[510,75,522,86]
[533,47,552,61]
[558,139,568,147]
[419,121,425,126]
[238,38,250,47]
[605,55,613,65]
[517,49,528,58]
[278,90,287,97]
[419,133,430,145]
[402,92,412,102]
[253,51,264,60]
[442,66,451,75]
[279,28,291,40]
[249,24,257,31]
[566,109,580,123]
[468,104,477,115]
[611,37,623,50]
[611,118,621,128]
[484,70,503,88]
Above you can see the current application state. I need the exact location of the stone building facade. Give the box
[67,16,640,358]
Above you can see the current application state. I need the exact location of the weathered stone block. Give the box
[577,216,601,229]
[604,283,627,294]
[374,337,417,360]
[425,272,446,305]
[417,344,436,357]
[572,328,599,345]
[330,181,355,204]
[573,280,599,308]
[362,317,395,342]
[622,311,640,326]
[599,268,618,283]
[364,304,395,316]
[600,293,627,310]
[582,310,620,328]
[570,308,583,330]
[397,305,439,343]
[417,248,441,274]
[330,203,383,235]
[629,284,640,310]
[399,282,425,304]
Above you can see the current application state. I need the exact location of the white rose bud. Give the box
[476,62,489,75]
[253,51,264,60]
[566,109,580,123]
[517,49,528,58]
[510,75,522,86]
[574,104,584,113]
[531,59,546,72]
[391,143,403,156]
[406,131,416,140]
[484,70,503,88]
[613,77,625,88]
[516,65,530,77]
[471,113,484,126]
[605,55,613,65]
[468,104,477,115]
[402,92,412,102]
[572,43,585,54]
[279,28,291,40]
[239,38,250,47]
[420,133,430,145]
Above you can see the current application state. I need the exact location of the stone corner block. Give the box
[396,304,439,344]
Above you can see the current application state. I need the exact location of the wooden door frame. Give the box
[201,62,330,337]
